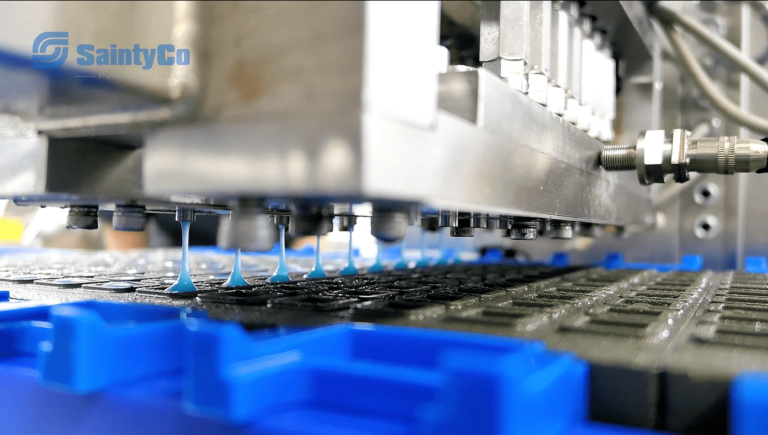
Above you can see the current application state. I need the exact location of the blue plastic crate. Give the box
[0,301,199,393]
[745,257,768,273]
[731,372,768,435]
[598,253,703,272]
[184,320,585,434]
[475,250,571,268]
[0,300,680,435]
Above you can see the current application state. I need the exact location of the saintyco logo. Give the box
[32,32,69,69]
[32,32,190,70]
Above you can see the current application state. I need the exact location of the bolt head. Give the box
[549,222,573,239]
[66,207,99,230]
[450,227,474,237]
[175,208,196,222]
[509,224,537,240]
[421,216,440,232]
[113,207,146,232]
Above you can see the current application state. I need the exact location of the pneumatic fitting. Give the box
[600,129,768,185]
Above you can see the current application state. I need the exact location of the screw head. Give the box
[509,223,538,240]
[549,221,573,239]
[66,206,99,230]
[113,206,146,232]
[450,227,474,237]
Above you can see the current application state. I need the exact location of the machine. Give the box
[2,1,768,435]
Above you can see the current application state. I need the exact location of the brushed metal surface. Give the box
[145,68,650,225]
[0,2,441,136]
[0,130,48,196]
[0,137,143,200]
[0,1,654,230]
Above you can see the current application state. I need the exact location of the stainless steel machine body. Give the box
[1,1,764,271]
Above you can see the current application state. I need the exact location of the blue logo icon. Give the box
[31,31,189,71]
[32,32,69,69]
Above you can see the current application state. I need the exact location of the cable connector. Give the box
[600,129,768,185]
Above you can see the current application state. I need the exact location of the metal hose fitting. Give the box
[600,145,637,171]
[600,129,768,185]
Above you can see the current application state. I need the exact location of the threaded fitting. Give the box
[175,207,196,222]
[600,145,637,171]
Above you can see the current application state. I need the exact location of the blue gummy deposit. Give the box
[451,239,464,264]
[339,265,359,276]
[167,221,198,293]
[268,225,291,283]
[305,269,327,279]
[223,249,249,288]
[394,239,409,270]
[368,241,385,273]
[340,227,358,276]
[368,263,385,273]
[435,230,450,266]
[305,236,327,279]
[416,230,430,268]
[415,259,431,268]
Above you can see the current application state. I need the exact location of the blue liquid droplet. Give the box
[305,235,327,279]
[223,248,249,287]
[415,229,430,268]
[435,228,450,265]
[339,226,358,276]
[167,220,198,293]
[369,240,385,273]
[268,224,291,283]
[451,237,466,264]
[394,238,408,270]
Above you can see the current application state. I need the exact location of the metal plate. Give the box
[145,68,651,226]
